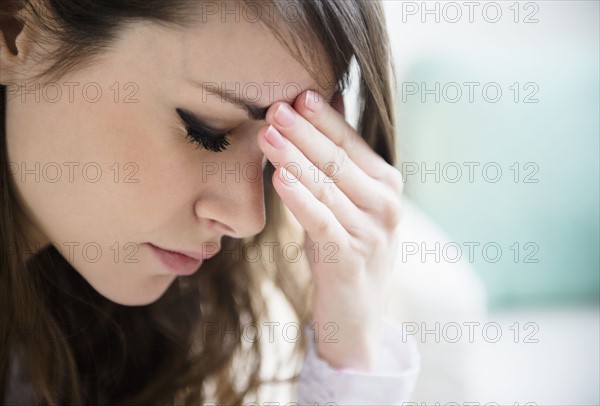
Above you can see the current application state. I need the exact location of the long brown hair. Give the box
[0,0,396,403]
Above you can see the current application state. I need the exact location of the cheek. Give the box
[5,93,195,305]
[6,97,133,234]
[5,83,198,248]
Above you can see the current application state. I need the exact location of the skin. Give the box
[1,8,403,372]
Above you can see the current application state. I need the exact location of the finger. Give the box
[330,90,345,117]
[257,124,366,236]
[265,101,393,211]
[296,90,405,209]
[294,90,392,180]
[270,165,348,246]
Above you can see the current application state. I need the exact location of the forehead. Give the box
[130,12,336,107]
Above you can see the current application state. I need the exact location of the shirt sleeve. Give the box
[296,316,421,405]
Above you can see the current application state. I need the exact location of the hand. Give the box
[257,90,403,371]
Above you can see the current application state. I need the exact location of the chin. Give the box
[94,274,177,307]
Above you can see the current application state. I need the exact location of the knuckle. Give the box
[384,166,405,196]
[379,194,403,227]
[393,175,405,196]
[315,181,337,207]
[360,230,386,254]
[348,239,370,264]
[340,125,358,151]
[329,145,348,175]
[314,212,334,236]
[373,232,388,251]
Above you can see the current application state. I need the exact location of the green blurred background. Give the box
[339,2,600,403]
[385,0,599,309]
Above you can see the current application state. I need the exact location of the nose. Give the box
[193,155,267,239]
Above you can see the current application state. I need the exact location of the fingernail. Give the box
[305,91,321,113]
[265,125,288,150]
[274,104,296,128]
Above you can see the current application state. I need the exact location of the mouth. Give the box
[147,243,216,276]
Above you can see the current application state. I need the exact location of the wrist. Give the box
[314,322,383,372]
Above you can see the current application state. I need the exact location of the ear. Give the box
[0,6,39,84]
[330,90,345,117]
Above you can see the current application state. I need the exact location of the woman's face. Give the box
[4,13,334,305]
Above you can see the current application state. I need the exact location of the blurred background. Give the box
[374,0,598,404]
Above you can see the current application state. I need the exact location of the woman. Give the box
[1,0,419,403]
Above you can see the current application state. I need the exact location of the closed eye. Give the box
[176,108,231,153]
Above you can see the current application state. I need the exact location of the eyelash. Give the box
[184,127,231,153]
[176,108,231,153]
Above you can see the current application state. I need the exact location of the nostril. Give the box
[208,218,235,235]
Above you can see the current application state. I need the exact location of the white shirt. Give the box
[297,316,421,405]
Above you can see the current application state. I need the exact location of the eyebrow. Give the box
[187,79,338,121]
[187,79,269,121]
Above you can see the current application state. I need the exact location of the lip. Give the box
[148,243,204,276]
